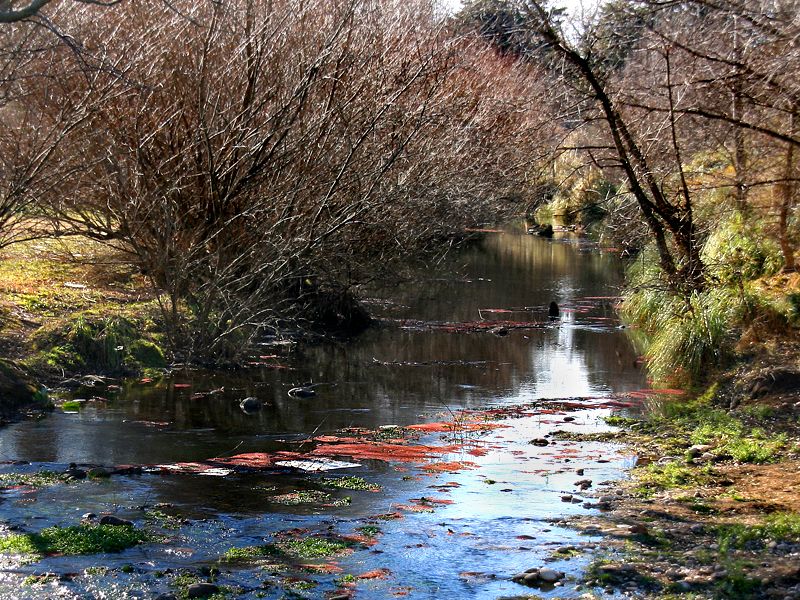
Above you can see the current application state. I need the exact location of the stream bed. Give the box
[0,230,650,599]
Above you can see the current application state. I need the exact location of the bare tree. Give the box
[34,0,542,362]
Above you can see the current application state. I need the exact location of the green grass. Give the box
[0,524,150,556]
[632,462,716,497]
[717,512,800,553]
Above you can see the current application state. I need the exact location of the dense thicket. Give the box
[1,0,547,362]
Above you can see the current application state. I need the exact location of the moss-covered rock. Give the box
[0,358,48,421]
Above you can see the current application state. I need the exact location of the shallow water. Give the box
[0,230,647,599]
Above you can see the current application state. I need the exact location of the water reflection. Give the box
[0,231,645,467]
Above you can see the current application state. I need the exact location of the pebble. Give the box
[574,479,592,489]
[575,468,585,476]
[687,444,713,458]
[187,583,220,598]
[561,495,573,502]
[530,438,549,447]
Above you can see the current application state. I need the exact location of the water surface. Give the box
[0,230,646,599]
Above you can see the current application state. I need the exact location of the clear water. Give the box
[0,230,647,599]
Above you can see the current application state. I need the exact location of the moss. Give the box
[0,470,67,488]
[61,400,83,412]
[356,525,381,538]
[0,524,150,556]
[603,415,639,427]
[320,476,381,491]
[128,339,167,369]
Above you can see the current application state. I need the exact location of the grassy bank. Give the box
[0,238,167,383]
[565,380,800,599]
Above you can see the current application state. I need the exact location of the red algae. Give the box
[357,568,391,580]
[420,461,478,473]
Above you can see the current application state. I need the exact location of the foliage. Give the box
[623,273,739,386]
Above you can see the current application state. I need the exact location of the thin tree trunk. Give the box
[778,107,797,272]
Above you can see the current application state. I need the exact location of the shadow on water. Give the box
[0,231,647,599]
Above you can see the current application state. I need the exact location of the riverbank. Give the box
[563,362,800,599]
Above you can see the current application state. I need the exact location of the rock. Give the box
[155,594,178,600]
[492,327,509,337]
[548,301,560,318]
[0,359,48,421]
[530,438,549,447]
[523,572,539,584]
[575,468,584,476]
[87,467,111,478]
[99,515,134,527]
[690,524,704,534]
[82,513,97,520]
[574,479,592,489]
[685,444,711,458]
[239,397,262,413]
[288,386,316,398]
[186,583,220,598]
[561,495,573,502]
[628,523,649,536]
[657,456,680,464]
[538,568,564,583]
[563,416,576,422]
[65,463,86,480]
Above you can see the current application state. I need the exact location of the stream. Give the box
[0,229,649,599]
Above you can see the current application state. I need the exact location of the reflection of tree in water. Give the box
[2,232,645,465]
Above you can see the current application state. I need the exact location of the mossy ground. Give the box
[0,238,167,383]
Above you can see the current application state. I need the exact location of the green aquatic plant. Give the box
[61,400,83,412]
[222,545,276,561]
[0,524,150,556]
[320,476,381,491]
[0,471,66,488]
[277,537,350,559]
[356,525,381,538]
